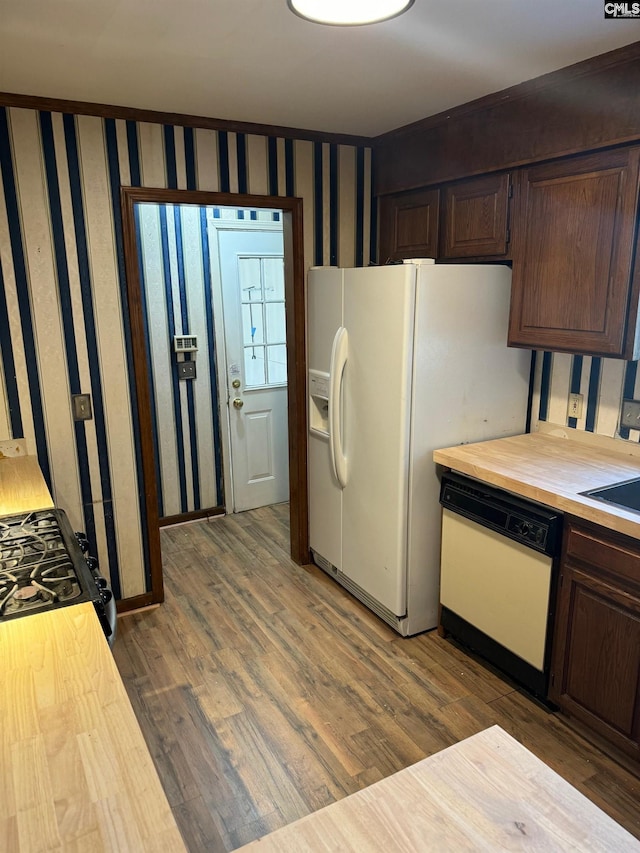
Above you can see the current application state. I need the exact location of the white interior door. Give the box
[218,228,289,512]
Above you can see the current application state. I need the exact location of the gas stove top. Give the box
[0,509,93,622]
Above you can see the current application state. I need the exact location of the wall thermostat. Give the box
[174,335,198,353]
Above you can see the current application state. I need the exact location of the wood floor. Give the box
[112,504,640,852]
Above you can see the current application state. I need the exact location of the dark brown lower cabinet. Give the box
[550,519,640,761]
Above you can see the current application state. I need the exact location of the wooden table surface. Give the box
[0,455,54,516]
[238,725,640,852]
[0,602,186,851]
[433,431,640,539]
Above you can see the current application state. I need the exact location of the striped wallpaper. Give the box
[136,202,225,520]
[0,105,374,602]
[532,351,639,441]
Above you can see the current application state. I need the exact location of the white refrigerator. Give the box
[307,260,531,636]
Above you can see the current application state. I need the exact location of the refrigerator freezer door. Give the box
[307,268,343,372]
[403,263,530,635]
[341,264,417,616]
[413,264,529,449]
[308,268,343,571]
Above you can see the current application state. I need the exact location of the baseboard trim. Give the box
[158,506,225,527]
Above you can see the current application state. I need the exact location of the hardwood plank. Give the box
[112,506,640,850]
[581,766,640,839]
[172,796,227,853]
[218,711,312,825]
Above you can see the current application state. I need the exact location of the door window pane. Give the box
[242,302,264,346]
[267,344,287,384]
[265,302,286,344]
[238,257,262,300]
[263,257,284,300]
[244,346,266,386]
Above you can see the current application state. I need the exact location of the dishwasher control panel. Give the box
[439,472,562,557]
[506,515,548,549]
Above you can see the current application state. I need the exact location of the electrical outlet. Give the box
[568,392,583,419]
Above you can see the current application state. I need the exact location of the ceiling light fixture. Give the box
[287,0,414,26]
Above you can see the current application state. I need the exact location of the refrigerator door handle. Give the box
[329,326,348,489]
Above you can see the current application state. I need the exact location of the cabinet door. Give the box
[441,173,510,258]
[508,147,640,357]
[378,188,440,263]
[550,524,640,759]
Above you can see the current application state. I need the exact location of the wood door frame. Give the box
[120,186,308,608]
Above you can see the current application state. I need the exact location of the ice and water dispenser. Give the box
[309,370,330,436]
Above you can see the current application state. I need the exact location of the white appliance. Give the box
[439,472,562,697]
[307,260,531,636]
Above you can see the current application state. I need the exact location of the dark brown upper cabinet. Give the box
[508,146,640,358]
[550,520,640,762]
[378,188,440,263]
[441,173,511,259]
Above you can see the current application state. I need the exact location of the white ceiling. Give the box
[0,1,639,137]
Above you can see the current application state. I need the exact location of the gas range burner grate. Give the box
[0,509,60,534]
[0,510,83,620]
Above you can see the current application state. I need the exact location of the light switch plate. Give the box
[178,361,196,380]
[621,398,640,429]
[72,393,92,421]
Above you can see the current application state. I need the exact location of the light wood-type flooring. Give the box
[112,504,640,852]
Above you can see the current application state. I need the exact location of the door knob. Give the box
[233,398,244,409]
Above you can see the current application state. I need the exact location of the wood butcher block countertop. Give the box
[0,603,186,851]
[238,726,639,852]
[0,456,186,851]
[433,431,640,540]
[0,455,54,516]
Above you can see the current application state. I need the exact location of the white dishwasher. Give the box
[439,472,562,699]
